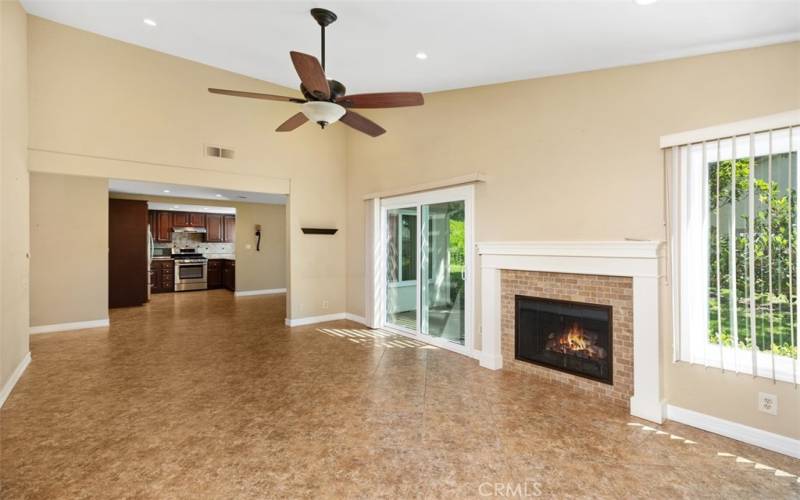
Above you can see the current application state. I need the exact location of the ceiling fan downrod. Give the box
[310,8,337,72]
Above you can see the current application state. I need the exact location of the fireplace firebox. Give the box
[515,295,613,384]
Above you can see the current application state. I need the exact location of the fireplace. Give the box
[515,295,613,384]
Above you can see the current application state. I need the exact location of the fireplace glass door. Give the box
[381,186,473,353]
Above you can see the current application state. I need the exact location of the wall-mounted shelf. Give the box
[301,228,338,235]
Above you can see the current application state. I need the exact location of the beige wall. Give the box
[30,173,108,326]
[0,0,29,393]
[27,16,345,320]
[111,193,287,292]
[234,203,286,292]
[344,43,800,438]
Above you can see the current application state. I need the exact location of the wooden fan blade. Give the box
[337,92,424,109]
[276,112,309,132]
[289,51,330,100]
[208,88,305,103]
[340,111,386,137]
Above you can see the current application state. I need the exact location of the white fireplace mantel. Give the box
[477,240,665,424]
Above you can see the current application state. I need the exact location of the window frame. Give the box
[669,121,800,384]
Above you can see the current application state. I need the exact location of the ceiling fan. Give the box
[208,8,424,137]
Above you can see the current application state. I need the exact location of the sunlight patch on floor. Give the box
[317,328,439,350]
[628,422,798,481]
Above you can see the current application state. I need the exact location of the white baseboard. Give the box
[30,318,110,335]
[0,352,31,409]
[631,397,667,424]
[666,405,800,459]
[234,288,286,297]
[344,313,368,326]
[285,312,346,327]
[478,353,503,370]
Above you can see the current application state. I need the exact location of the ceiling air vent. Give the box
[205,145,235,160]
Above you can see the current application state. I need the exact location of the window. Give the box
[670,124,799,383]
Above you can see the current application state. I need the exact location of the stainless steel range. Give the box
[173,249,207,291]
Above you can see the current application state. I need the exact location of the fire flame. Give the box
[559,322,588,351]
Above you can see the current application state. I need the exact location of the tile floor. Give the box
[1,290,798,498]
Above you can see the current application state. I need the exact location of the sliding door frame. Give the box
[378,184,475,358]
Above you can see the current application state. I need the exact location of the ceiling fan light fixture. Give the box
[302,101,346,128]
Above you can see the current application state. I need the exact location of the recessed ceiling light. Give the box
[415,52,428,60]
[143,18,157,27]
[203,207,209,210]
[215,194,223,198]
[172,205,179,209]
[163,189,171,193]
[634,0,657,5]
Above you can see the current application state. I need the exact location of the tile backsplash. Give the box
[154,232,234,256]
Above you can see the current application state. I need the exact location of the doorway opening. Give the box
[380,185,474,355]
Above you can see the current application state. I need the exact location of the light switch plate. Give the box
[758,392,778,415]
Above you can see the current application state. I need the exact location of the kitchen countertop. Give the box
[205,254,235,260]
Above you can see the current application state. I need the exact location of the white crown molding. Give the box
[234,288,286,297]
[659,109,800,148]
[667,405,800,459]
[30,318,110,335]
[0,352,31,409]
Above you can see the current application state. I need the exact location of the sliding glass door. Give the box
[421,201,466,345]
[381,186,473,353]
[385,206,418,331]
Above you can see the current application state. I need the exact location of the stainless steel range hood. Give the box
[172,227,207,234]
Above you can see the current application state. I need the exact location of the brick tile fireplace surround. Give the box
[501,270,633,407]
[478,241,665,423]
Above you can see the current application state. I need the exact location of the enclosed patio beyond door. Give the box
[381,185,474,355]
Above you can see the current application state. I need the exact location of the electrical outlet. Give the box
[758,392,778,415]
[322,300,329,310]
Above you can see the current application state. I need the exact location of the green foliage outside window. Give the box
[708,153,798,359]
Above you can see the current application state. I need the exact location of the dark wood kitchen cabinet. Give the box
[222,260,235,291]
[205,214,224,243]
[149,209,233,242]
[190,212,205,227]
[155,211,173,242]
[223,215,236,243]
[110,199,148,308]
[172,211,190,227]
[173,211,205,227]
[207,259,223,289]
[148,210,156,239]
[150,260,175,293]
[148,210,173,242]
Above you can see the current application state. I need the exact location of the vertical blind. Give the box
[668,125,799,385]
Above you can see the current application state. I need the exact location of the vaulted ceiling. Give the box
[21,1,800,94]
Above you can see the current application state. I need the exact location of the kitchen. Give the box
[109,198,238,308]
[28,174,287,330]
[149,203,237,295]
